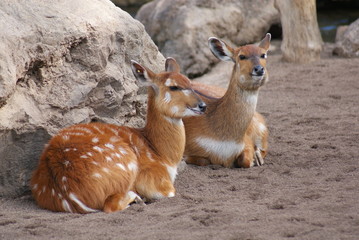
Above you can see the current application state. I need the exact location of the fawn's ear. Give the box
[165,57,181,73]
[208,37,234,62]
[131,60,159,93]
[259,33,271,51]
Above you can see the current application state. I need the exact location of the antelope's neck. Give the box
[142,95,186,165]
[207,69,259,140]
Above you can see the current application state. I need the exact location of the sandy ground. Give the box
[1,42,358,240]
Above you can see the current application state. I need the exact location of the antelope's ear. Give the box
[259,33,271,51]
[208,37,234,62]
[165,57,180,73]
[130,60,158,92]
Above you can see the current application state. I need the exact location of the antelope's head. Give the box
[208,33,271,91]
[131,58,206,119]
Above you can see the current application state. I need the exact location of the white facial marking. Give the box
[195,138,245,161]
[183,89,191,96]
[165,79,172,86]
[93,146,104,153]
[62,199,72,213]
[183,108,199,117]
[92,173,102,178]
[239,74,246,84]
[105,156,112,162]
[167,192,175,198]
[171,106,179,114]
[105,143,115,150]
[116,163,126,171]
[80,155,88,159]
[69,192,97,213]
[163,92,171,103]
[166,165,178,183]
[127,162,138,172]
[92,137,99,143]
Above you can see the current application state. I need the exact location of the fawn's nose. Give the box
[253,65,264,76]
[198,101,207,112]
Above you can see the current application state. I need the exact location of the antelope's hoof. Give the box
[254,150,264,166]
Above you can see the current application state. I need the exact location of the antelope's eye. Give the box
[239,55,246,60]
[260,53,267,59]
[169,86,181,91]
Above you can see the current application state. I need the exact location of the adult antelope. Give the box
[183,34,271,168]
[31,58,206,213]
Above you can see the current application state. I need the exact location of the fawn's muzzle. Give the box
[252,65,265,76]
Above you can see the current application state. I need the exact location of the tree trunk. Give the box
[275,0,323,63]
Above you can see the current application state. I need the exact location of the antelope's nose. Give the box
[198,101,207,112]
[253,65,264,76]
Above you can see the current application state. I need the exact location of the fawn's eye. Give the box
[260,53,267,59]
[169,86,181,91]
[239,55,246,60]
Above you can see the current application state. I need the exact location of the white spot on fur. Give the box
[127,162,138,172]
[166,165,178,183]
[105,143,115,150]
[110,136,118,142]
[62,199,72,213]
[69,192,97,213]
[118,147,127,155]
[116,163,126,171]
[102,167,110,173]
[58,193,63,199]
[258,122,267,134]
[87,152,93,157]
[51,189,55,196]
[62,135,70,141]
[114,153,122,158]
[195,137,245,161]
[93,126,104,135]
[63,160,70,167]
[32,184,38,190]
[91,161,99,166]
[73,148,77,151]
[62,176,67,182]
[80,155,88,159]
[168,192,175,197]
[92,173,102,178]
[105,156,112,162]
[146,151,154,161]
[42,186,46,193]
[163,92,171,103]
[64,148,71,152]
[93,146,104,153]
[92,137,99,143]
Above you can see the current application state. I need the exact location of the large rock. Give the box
[136,0,279,77]
[0,0,164,197]
[333,18,359,57]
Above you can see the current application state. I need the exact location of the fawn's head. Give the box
[208,33,271,91]
[131,58,206,119]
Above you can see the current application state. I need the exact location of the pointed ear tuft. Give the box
[259,33,271,51]
[165,57,181,73]
[208,37,234,62]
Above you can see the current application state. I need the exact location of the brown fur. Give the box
[183,34,271,168]
[31,59,205,213]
